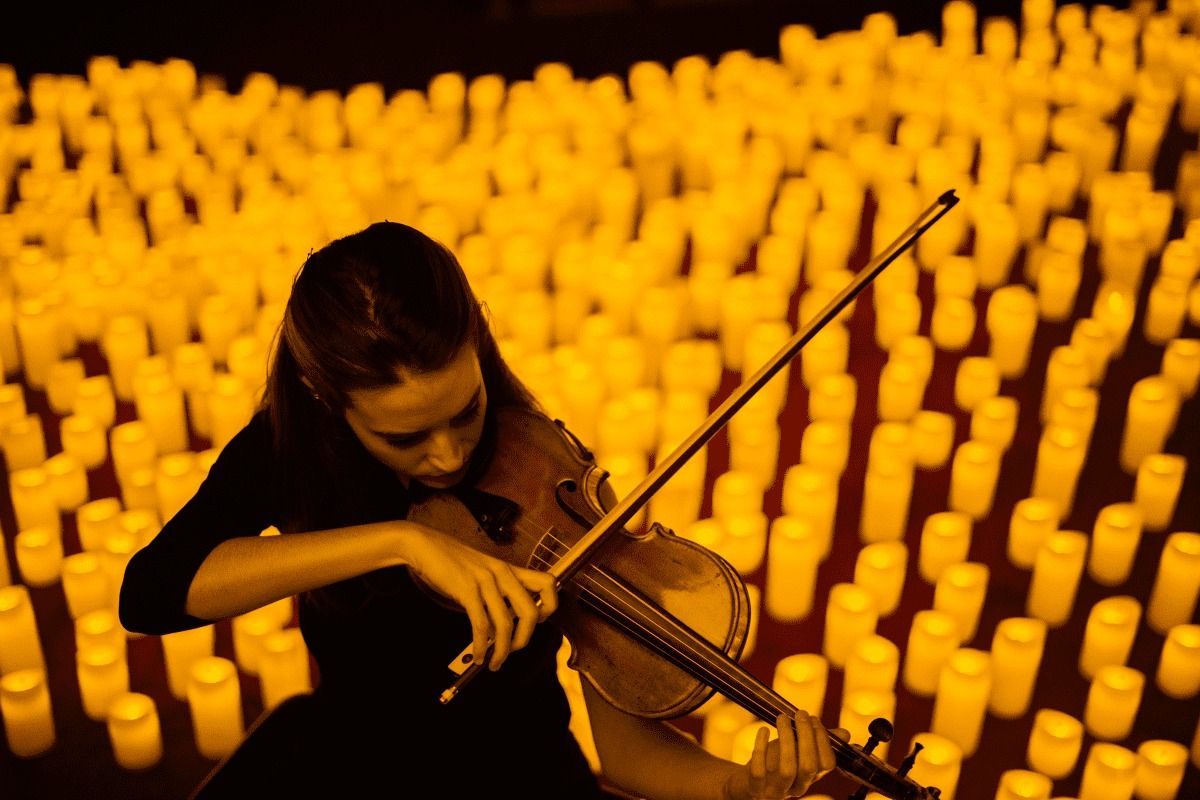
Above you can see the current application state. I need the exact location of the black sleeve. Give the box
[118,411,282,635]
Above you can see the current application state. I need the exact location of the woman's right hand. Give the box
[401,522,559,670]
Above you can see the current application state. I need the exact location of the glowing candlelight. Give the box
[1161,338,1200,398]
[258,629,312,710]
[948,440,1001,521]
[1156,624,1200,699]
[62,552,110,620]
[994,770,1052,800]
[853,541,907,618]
[76,644,129,721]
[162,625,215,700]
[1147,531,1200,635]
[930,296,976,352]
[101,314,150,401]
[860,457,914,544]
[931,648,992,757]
[823,583,878,669]
[1,414,46,472]
[1079,596,1142,680]
[60,414,108,470]
[772,654,828,718]
[1026,708,1083,779]
[840,688,897,761]
[908,732,963,800]
[0,585,46,674]
[1030,424,1087,520]
[187,656,244,760]
[1133,454,1186,532]
[986,285,1038,378]
[106,692,162,770]
[1134,740,1189,800]
[781,465,837,559]
[1088,503,1144,586]
[903,610,961,697]
[1027,529,1088,628]
[1041,345,1091,423]
[1084,665,1145,741]
[765,516,821,622]
[919,511,973,584]
[911,410,955,469]
[953,357,999,413]
[989,617,1047,719]
[0,669,55,757]
[844,634,900,696]
[933,562,989,644]
[800,420,851,478]
[1079,743,1137,800]
[969,396,1019,453]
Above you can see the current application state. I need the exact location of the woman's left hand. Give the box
[722,711,843,800]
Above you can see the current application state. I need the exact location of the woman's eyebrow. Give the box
[368,385,482,438]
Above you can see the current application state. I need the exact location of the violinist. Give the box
[119,221,841,799]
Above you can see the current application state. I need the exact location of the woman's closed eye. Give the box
[382,399,481,450]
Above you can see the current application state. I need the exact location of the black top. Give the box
[119,409,604,798]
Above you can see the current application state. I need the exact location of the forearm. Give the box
[184,521,411,620]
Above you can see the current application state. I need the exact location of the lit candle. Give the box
[948,440,1001,521]
[76,497,122,552]
[840,689,897,761]
[0,668,55,757]
[719,512,768,577]
[1156,624,1200,699]
[878,360,926,422]
[59,414,108,470]
[890,335,934,387]
[1092,283,1136,357]
[1133,740,1189,800]
[0,585,46,674]
[930,296,976,352]
[106,692,162,770]
[1035,250,1082,322]
[1145,276,1190,344]
[187,656,244,760]
[1084,665,1145,741]
[101,314,150,401]
[823,583,878,669]
[1078,743,1137,800]
[808,372,856,424]
[660,339,723,399]
[973,202,1020,288]
[953,357,999,413]
[258,628,312,710]
[987,285,1039,378]
[1133,454,1186,532]
[903,610,961,697]
[1,413,47,471]
[134,372,189,456]
[15,527,63,588]
[76,644,129,721]
[765,516,821,622]
[701,699,755,759]
[44,452,88,512]
[208,373,254,449]
[1007,497,1059,569]
[1121,375,1182,475]
[1048,386,1099,448]
[1026,708,1083,779]
[1089,503,1144,586]
[781,465,837,559]
[1147,532,1200,634]
[801,322,849,389]
[1030,424,1087,520]
[874,292,923,351]
[1079,595,1142,680]
[931,648,992,757]
[1027,529,1088,628]
[908,732,963,800]
[1041,345,1091,423]
[711,470,764,523]
[969,396,1019,453]
[109,420,158,489]
[995,770,1052,800]
[46,358,85,416]
[75,609,125,655]
[10,467,61,537]
[911,411,955,470]
[933,562,989,644]
[62,552,110,619]
[868,421,913,470]
[844,635,900,695]
[771,653,828,717]
[1070,317,1115,385]
[853,541,907,618]
[1161,338,1200,398]
[799,420,851,477]
[859,457,914,544]
[919,511,973,584]
[729,418,781,492]
[198,295,243,366]
[162,625,215,700]
[989,617,1047,719]
[13,299,60,390]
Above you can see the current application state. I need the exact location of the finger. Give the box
[749,725,768,792]
[477,576,514,669]
[460,591,492,667]
[776,713,797,787]
[498,571,540,651]
[516,569,559,619]
[793,710,821,788]
[814,719,838,775]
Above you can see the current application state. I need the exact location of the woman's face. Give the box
[342,345,488,489]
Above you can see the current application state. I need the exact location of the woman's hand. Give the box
[721,712,843,800]
[402,522,559,670]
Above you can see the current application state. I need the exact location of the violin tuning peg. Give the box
[861,717,894,755]
[897,741,925,777]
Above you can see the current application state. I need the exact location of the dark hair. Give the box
[262,221,539,533]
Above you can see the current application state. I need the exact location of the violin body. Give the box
[408,405,752,719]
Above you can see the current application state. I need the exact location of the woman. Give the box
[119,221,838,799]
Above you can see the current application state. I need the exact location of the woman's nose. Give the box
[425,429,466,473]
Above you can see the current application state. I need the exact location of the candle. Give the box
[907,410,953,469]
[781,465,837,559]
[1133,454,1186,532]
[1030,424,1088,520]
[729,418,781,492]
[968,397,1017,454]
[101,314,150,401]
[948,440,1001,521]
[134,372,189,455]
[187,656,244,760]
[198,295,243,366]
[1092,286,1137,359]
[701,699,755,759]
[973,202,1021,288]
[106,692,162,770]
[868,422,913,469]
[100,530,138,609]
[730,720,776,767]
[15,527,63,588]
[62,552,110,620]
[1147,532,1200,634]
[76,497,122,552]
[800,420,851,477]
[718,512,768,577]
[1048,386,1099,449]
[801,322,849,389]
[14,299,60,390]
[0,668,55,757]
[660,339,723,399]
[208,373,255,449]
[1084,665,1145,741]
[908,732,963,800]
[162,625,215,700]
[156,452,201,522]
[995,770,1052,800]
[772,654,828,718]
[860,457,914,544]
[989,617,1047,719]
[258,628,312,710]
[874,292,923,351]
[931,649,992,757]
[10,467,61,538]
[1156,624,1200,699]
[1070,317,1115,385]
[1079,596,1142,680]
[75,609,126,655]
[1026,708,1083,779]
[1041,345,1092,422]
[60,414,108,470]
[1161,338,1200,398]
[46,358,85,416]
[919,511,973,584]
[76,644,130,721]
[987,285,1039,378]
[844,635,900,695]
[711,470,764,523]
[1044,149,1082,212]
[953,357,999,413]
[823,583,878,669]
[44,452,88,512]
[1134,740,1189,800]
[765,516,821,622]
[1078,743,1137,800]
[109,420,158,489]
[1145,275,1190,345]
[808,372,856,424]
[1,413,47,471]
[1007,497,1059,569]
[878,360,926,422]
[1027,529,1088,627]
[1035,250,1082,322]
[903,610,961,697]
[930,296,976,352]
[840,689,897,761]
[0,585,46,675]
[853,541,907,618]
[1089,503,1144,586]
[933,562,989,644]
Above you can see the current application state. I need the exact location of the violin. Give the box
[409,192,960,800]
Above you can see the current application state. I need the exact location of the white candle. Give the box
[1120,376,1181,474]
[1007,497,1059,569]
[60,414,108,470]
[258,628,312,710]
[765,516,821,622]
[1084,665,1144,741]
[911,410,955,470]
[771,653,828,717]
[919,511,973,584]
[903,610,961,697]
[9,467,61,537]
[989,617,1047,719]
[931,649,992,757]
[0,668,55,757]
[908,732,963,800]
[101,314,150,401]
[1079,743,1137,800]
[799,420,850,477]
[1147,531,1200,634]
[14,299,60,390]
[1071,317,1115,385]
[162,625,215,700]
[1,413,47,471]
[1161,338,1200,398]
[808,372,856,424]
[44,452,88,512]
[187,656,244,760]
[0,584,46,674]
[134,372,189,456]
[76,644,129,721]
[860,456,914,544]
[1079,596,1142,680]
[995,770,1052,800]
[781,465,837,559]
[1134,740,1189,800]
[844,634,900,695]
[15,527,63,588]
[930,296,977,352]
[1027,529,1088,628]
[987,285,1039,378]
[823,583,878,669]
[853,541,907,618]
[62,552,110,619]
[718,512,768,577]
[106,692,163,770]
[840,688,897,761]
[1030,424,1088,520]
[76,497,122,552]
[948,441,1001,521]
[1041,345,1091,423]
[110,420,159,489]
[969,396,1019,453]
[75,608,125,655]
[933,562,989,644]
[1026,708,1083,779]
[1156,624,1200,699]
[953,357,999,413]
[1133,454,1187,532]
[1089,503,1144,586]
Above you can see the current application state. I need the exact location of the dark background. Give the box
[2,1,1198,799]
